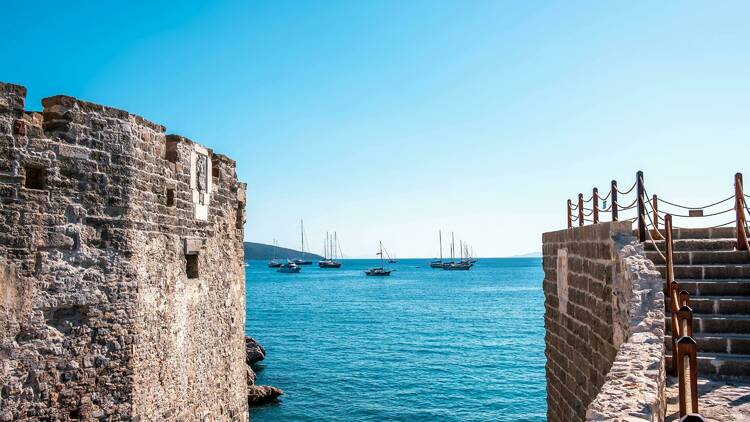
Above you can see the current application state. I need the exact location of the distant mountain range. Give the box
[244,242,324,261]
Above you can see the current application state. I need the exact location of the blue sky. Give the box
[4,1,749,257]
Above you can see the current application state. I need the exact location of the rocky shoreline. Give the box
[246,337,284,406]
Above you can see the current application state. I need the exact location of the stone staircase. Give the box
[644,227,750,379]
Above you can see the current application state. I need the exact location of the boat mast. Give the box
[451,232,455,262]
[300,219,305,260]
[334,232,338,261]
[379,242,384,269]
[439,230,443,261]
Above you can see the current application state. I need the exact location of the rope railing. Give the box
[561,171,750,422]
[655,207,735,219]
[657,194,734,211]
[616,180,637,195]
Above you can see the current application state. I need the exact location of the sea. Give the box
[245,258,547,421]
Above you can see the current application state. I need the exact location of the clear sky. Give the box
[4,1,749,257]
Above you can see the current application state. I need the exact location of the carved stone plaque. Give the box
[190,145,212,221]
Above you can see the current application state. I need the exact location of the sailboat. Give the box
[430,230,445,268]
[268,239,282,268]
[318,232,342,268]
[443,234,472,271]
[292,220,312,265]
[277,259,301,273]
[365,242,392,276]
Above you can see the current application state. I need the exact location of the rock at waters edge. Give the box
[248,385,284,407]
[246,336,266,365]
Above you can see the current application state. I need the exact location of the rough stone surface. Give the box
[542,222,635,421]
[0,82,248,420]
[246,335,267,365]
[247,385,284,407]
[245,337,283,407]
[585,242,666,421]
[666,376,750,421]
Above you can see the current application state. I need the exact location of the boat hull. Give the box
[292,259,312,265]
[365,269,391,276]
[318,260,342,268]
[443,263,473,271]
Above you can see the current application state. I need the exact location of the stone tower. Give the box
[0,82,248,420]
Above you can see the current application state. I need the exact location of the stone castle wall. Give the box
[541,222,635,421]
[542,222,665,421]
[0,82,247,421]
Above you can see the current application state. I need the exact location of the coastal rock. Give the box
[247,385,284,407]
[245,336,266,365]
[247,365,257,386]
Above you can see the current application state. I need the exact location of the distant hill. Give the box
[244,242,324,261]
[512,251,542,258]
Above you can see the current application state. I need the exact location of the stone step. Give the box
[665,296,750,315]
[665,352,750,379]
[665,314,750,334]
[647,250,750,265]
[661,227,738,240]
[645,238,737,252]
[676,279,750,296]
[656,264,750,280]
[665,333,750,355]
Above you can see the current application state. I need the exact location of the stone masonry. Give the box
[0,82,248,420]
[542,222,664,421]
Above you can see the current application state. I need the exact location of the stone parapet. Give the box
[585,243,665,421]
[542,221,638,421]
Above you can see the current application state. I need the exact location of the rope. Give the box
[656,206,734,218]
[581,195,593,203]
[616,180,637,195]
[619,197,638,211]
[597,190,612,201]
[657,194,734,211]
[570,203,578,210]
[709,220,736,228]
[583,208,594,217]
[645,224,666,261]
[643,199,665,240]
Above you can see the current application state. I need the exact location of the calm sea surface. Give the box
[245,258,546,421]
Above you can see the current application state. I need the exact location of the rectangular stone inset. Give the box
[557,248,569,315]
[183,238,202,256]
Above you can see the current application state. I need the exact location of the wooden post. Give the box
[678,305,694,338]
[736,173,748,251]
[677,336,700,417]
[679,290,690,307]
[652,194,659,237]
[578,193,584,227]
[593,188,599,224]
[637,171,646,242]
[611,180,618,222]
[567,199,572,229]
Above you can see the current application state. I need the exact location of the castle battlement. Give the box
[0,81,248,421]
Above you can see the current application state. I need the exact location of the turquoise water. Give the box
[245,258,546,421]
